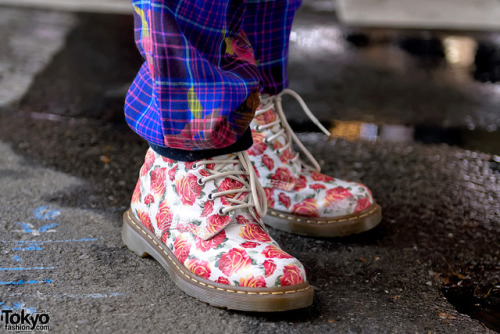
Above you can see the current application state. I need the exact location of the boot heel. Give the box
[122,210,150,258]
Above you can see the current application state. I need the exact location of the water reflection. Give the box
[325,119,500,156]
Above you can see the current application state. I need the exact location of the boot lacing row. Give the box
[193,152,267,226]
[254,88,331,172]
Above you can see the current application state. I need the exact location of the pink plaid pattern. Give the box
[125,0,301,151]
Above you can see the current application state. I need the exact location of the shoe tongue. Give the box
[254,108,277,126]
[193,154,253,241]
[251,108,303,189]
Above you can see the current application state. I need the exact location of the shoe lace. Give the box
[194,151,267,226]
[255,88,331,172]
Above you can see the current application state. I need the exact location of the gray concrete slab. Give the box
[0,8,76,106]
[0,0,131,14]
[337,0,500,31]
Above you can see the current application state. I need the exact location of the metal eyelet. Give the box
[191,163,198,169]
[255,125,262,131]
[207,193,214,200]
[197,177,205,186]
[218,207,228,215]
[263,137,270,144]
[288,160,294,166]
[275,149,282,155]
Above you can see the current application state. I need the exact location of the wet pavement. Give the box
[0,2,499,333]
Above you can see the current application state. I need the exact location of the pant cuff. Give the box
[149,128,254,162]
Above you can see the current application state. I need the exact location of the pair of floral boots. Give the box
[122,90,382,312]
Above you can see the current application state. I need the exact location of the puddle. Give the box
[289,118,500,157]
[441,265,500,332]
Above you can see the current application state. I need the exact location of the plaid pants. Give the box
[125,0,301,153]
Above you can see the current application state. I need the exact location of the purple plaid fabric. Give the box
[125,0,301,151]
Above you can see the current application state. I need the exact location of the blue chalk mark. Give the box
[0,267,55,271]
[0,302,36,313]
[12,241,42,251]
[108,292,126,296]
[12,255,22,262]
[38,223,58,232]
[0,279,54,285]
[63,292,127,299]
[14,222,58,235]
[10,238,98,251]
[12,243,43,251]
[34,206,61,220]
[15,222,36,233]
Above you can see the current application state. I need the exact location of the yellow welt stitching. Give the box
[127,212,308,295]
[269,206,378,225]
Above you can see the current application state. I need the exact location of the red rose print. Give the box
[311,171,334,182]
[175,173,202,206]
[195,230,226,252]
[309,183,326,190]
[186,259,211,279]
[199,168,210,177]
[173,235,191,263]
[253,164,260,178]
[261,245,293,259]
[254,109,276,125]
[144,194,154,205]
[218,248,252,276]
[218,177,244,205]
[270,167,296,191]
[279,265,304,286]
[156,200,173,232]
[161,231,169,244]
[262,154,274,170]
[325,187,353,204]
[247,132,267,156]
[200,201,214,218]
[206,214,232,235]
[291,198,319,218]
[279,148,295,164]
[264,188,275,207]
[141,150,155,176]
[177,223,199,235]
[236,215,251,225]
[168,164,177,181]
[273,142,295,164]
[239,224,271,242]
[354,197,371,212]
[293,175,307,191]
[131,180,141,204]
[264,260,277,277]
[138,210,154,232]
[161,156,175,164]
[239,274,266,288]
[150,167,167,196]
[185,161,196,170]
[240,242,258,248]
[278,192,291,209]
[216,276,230,285]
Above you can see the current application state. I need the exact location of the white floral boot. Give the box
[247,89,382,237]
[122,148,313,311]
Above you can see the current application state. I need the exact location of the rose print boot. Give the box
[247,89,382,237]
[122,148,313,311]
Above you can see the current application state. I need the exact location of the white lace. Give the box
[194,151,267,225]
[254,88,331,172]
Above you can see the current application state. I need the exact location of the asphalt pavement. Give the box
[0,4,499,334]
